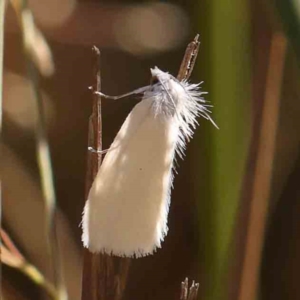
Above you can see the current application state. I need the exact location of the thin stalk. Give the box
[0,0,5,225]
[1,229,58,299]
[81,46,131,300]
[237,32,287,300]
[8,0,66,298]
[26,59,67,300]
[180,278,200,300]
[0,0,5,134]
[177,35,200,81]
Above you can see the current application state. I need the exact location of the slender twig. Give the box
[180,278,189,300]
[1,229,24,260]
[0,1,6,226]
[82,47,102,300]
[81,35,200,300]
[237,32,287,300]
[9,1,67,299]
[1,229,58,299]
[88,46,103,179]
[180,278,199,300]
[82,46,131,300]
[9,0,54,76]
[27,57,67,300]
[178,35,200,81]
[0,0,5,134]
[187,281,199,300]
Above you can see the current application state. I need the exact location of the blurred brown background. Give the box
[2,0,300,300]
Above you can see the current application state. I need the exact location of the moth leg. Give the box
[88,145,119,154]
[94,85,150,100]
[88,147,110,154]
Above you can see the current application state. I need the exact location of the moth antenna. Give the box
[94,85,150,100]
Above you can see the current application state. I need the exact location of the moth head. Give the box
[150,67,172,86]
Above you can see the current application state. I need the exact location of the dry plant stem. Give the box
[9,0,54,76]
[177,34,200,81]
[81,35,200,300]
[19,262,58,298]
[1,229,24,259]
[1,229,58,299]
[180,278,199,300]
[89,46,102,178]
[0,1,5,225]
[26,60,67,300]
[2,248,58,299]
[187,282,199,300]
[180,278,189,300]
[9,2,66,299]
[82,46,131,300]
[0,0,5,134]
[238,32,287,300]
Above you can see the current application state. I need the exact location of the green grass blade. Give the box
[194,0,251,298]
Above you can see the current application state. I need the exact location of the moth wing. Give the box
[82,98,179,257]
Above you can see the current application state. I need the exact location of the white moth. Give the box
[82,67,217,258]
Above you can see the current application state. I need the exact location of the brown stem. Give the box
[81,46,131,300]
[179,278,199,300]
[177,34,200,81]
[1,229,24,260]
[237,32,287,300]
[1,230,58,299]
[180,278,189,300]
